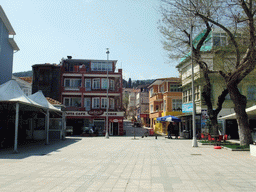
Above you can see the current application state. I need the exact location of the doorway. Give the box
[93,119,105,136]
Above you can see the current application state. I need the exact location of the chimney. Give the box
[67,56,72,59]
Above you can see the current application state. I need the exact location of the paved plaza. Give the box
[0,136,256,192]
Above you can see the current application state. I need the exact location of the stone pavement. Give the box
[0,136,256,192]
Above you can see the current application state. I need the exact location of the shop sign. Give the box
[103,112,124,116]
[109,118,123,123]
[88,110,104,116]
[182,103,193,113]
[140,114,148,118]
[66,112,88,116]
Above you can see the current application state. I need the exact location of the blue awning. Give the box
[156,117,162,121]
[157,115,181,122]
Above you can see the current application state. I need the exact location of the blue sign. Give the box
[182,103,193,113]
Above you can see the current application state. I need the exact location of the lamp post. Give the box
[105,48,110,139]
[190,8,198,147]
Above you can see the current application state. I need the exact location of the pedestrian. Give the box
[167,123,173,139]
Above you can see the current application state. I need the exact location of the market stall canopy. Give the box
[166,116,181,122]
[0,80,41,107]
[28,91,61,112]
[220,105,256,120]
[157,115,181,122]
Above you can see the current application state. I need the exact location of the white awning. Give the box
[219,105,256,119]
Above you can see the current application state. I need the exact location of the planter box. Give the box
[250,144,256,156]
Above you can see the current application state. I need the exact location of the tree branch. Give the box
[195,12,241,68]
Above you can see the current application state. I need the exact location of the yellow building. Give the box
[148,78,183,135]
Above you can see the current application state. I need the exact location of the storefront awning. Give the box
[157,115,181,122]
[219,105,256,120]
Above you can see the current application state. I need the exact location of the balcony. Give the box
[151,93,163,101]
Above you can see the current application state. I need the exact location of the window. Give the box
[213,33,227,47]
[150,88,153,97]
[110,98,115,109]
[160,85,164,93]
[64,79,81,88]
[163,100,166,112]
[101,98,108,108]
[85,79,91,91]
[101,79,108,89]
[64,97,81,107]
[247,85,256,100]
[92,97,100,109]
[91,62,112,72]
[84,98,91,111]
[150,105,153,113]
[188,89,192,102]
[170,84,182,92]
[172,99,182,111]
[195,86,200,100]
[183,91,188,103]
[92,78,100,89]
[110,79,114,90]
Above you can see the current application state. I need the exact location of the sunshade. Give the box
[165,116,181,122]
[157,115,181,122]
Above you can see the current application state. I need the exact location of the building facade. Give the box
[0,6,19,85]
[60,56,124,136]
[12,76,32,96]
[148,78,183,134]
[176,28,256,139]
[32,63,61,102]
[135,86,149,126]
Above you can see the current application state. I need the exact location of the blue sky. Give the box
[2,0,179,80]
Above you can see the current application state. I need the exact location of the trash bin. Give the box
[183,130,190,139]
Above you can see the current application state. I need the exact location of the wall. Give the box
[0,19,13,85]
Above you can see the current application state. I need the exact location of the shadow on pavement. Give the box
[0,137,81,160]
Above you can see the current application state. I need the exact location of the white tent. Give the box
[0,80,41,107]
[220,105,256,120]
[28,91,63,144]
[28,91,60,112]
[0,80,64,152]
[0,80,45,152]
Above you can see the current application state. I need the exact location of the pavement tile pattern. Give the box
[0,136,256,192]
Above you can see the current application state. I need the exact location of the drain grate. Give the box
[191,154,202,156]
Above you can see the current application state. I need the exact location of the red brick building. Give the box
[60,56,124,136]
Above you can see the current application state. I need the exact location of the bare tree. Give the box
[159,0,256,145]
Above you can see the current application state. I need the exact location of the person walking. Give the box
[167,123,173,139]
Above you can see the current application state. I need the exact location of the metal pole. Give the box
[14,103,19,153]
[191,12,198,147]
[105,48,110,139]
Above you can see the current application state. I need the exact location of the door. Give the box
[93,119,105,136]
[109,122,113,136]
[113,122,119,136]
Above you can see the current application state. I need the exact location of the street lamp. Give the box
[105,48,110,139]
[190,7,198,147]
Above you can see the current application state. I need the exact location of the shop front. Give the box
[66,111,124,136]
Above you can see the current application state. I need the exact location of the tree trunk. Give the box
[229,86,253,146]
[209,116,219,136]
